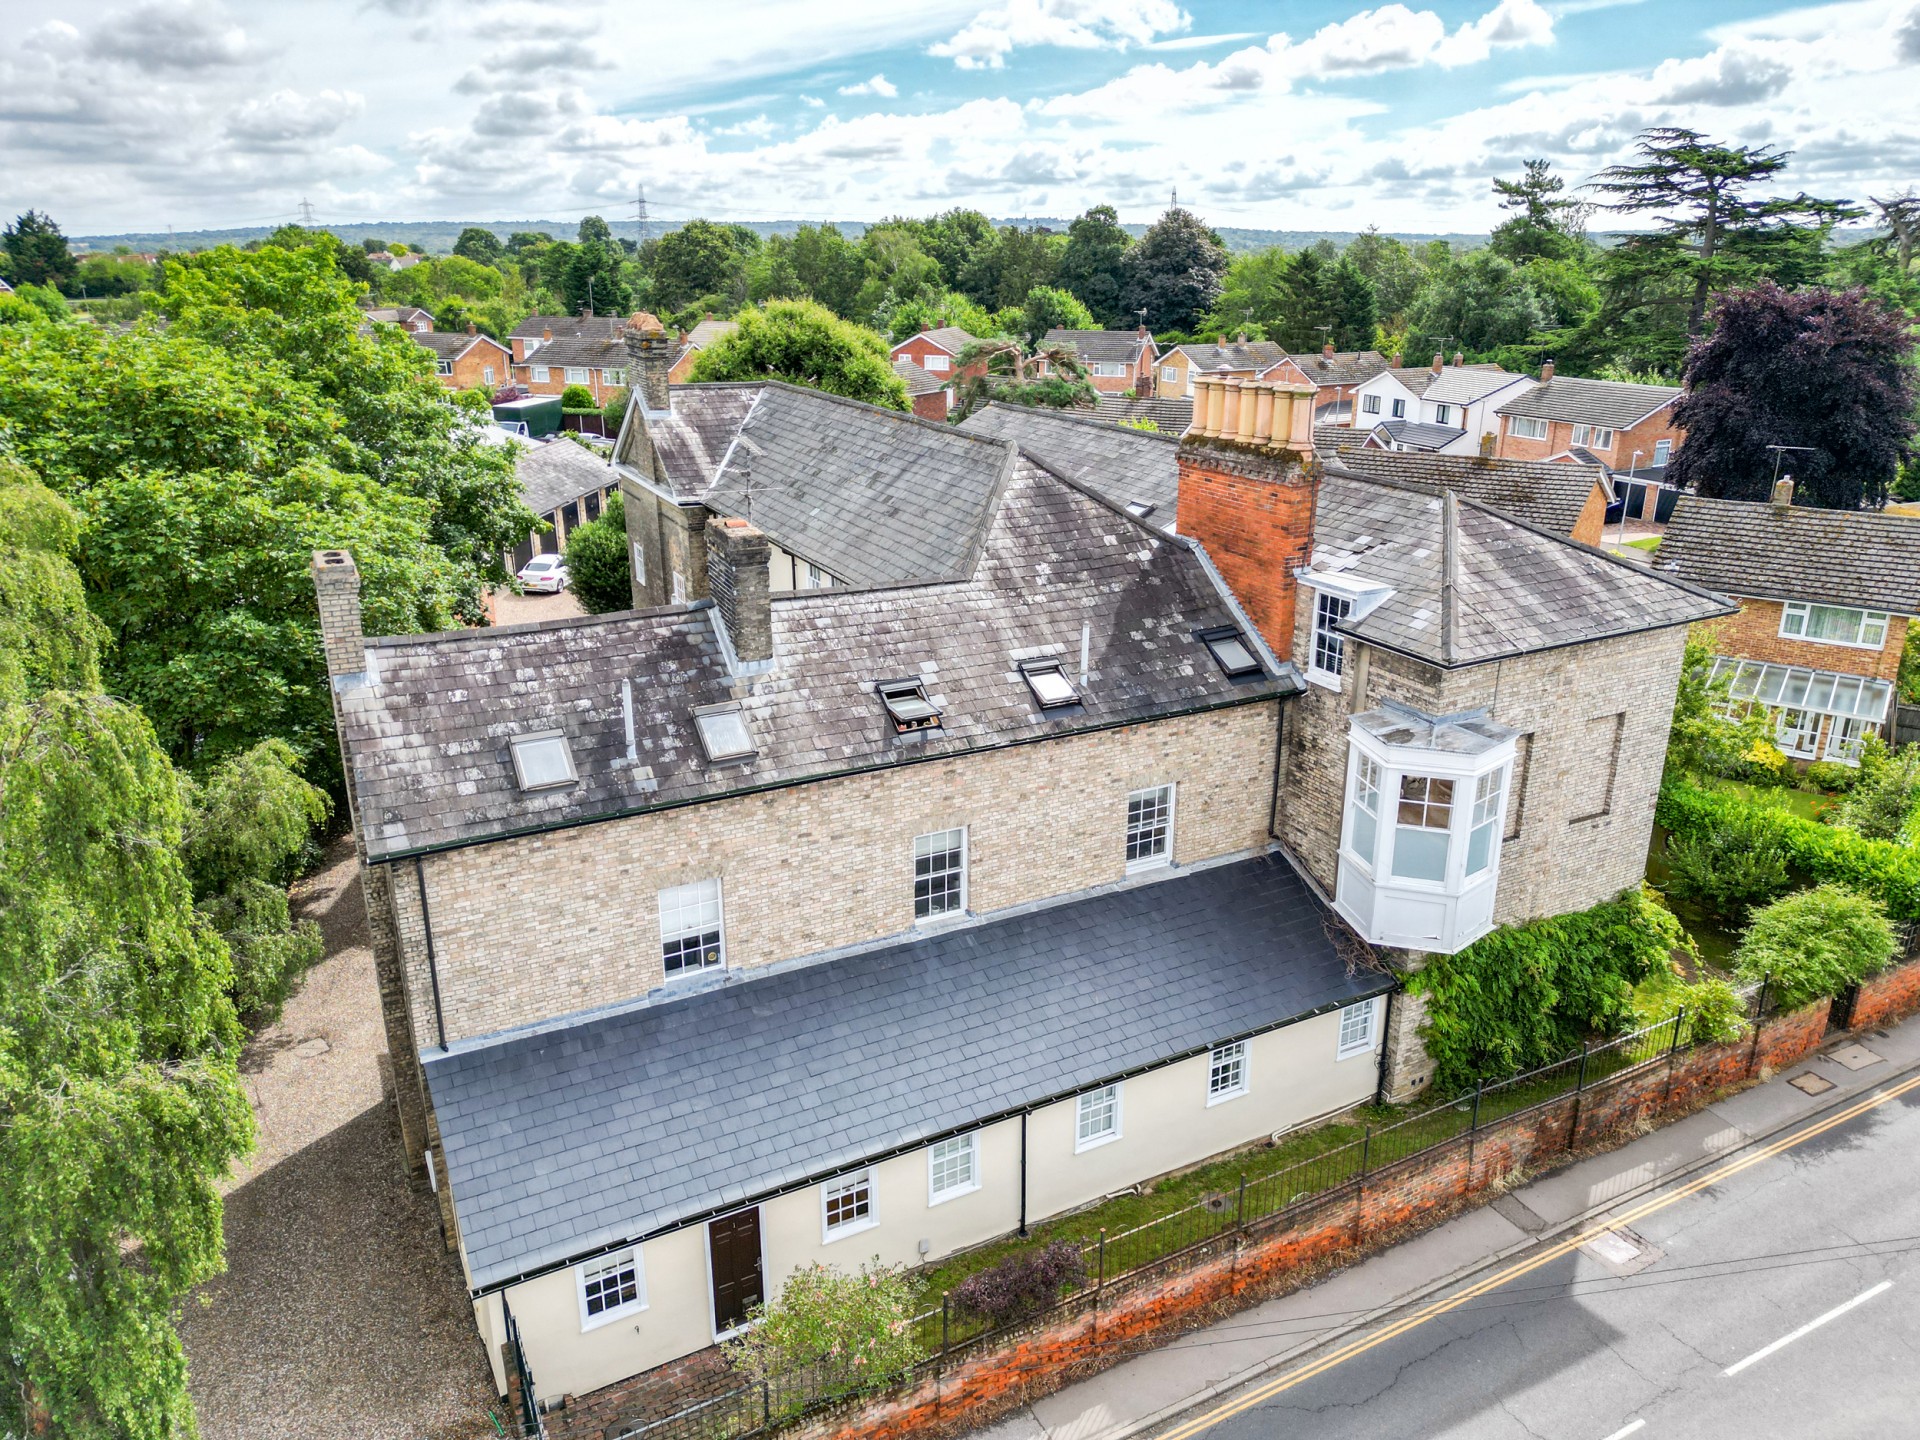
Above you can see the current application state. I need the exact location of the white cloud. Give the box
[87,0,257,72]
[799,94,826,107]
[1651,47,1793,106]
[225,88,365,146]
[837,73,899,96]
[929,0,1189,69]
[717,114,779,138]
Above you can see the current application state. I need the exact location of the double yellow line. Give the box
[1155,1070,1920,1440]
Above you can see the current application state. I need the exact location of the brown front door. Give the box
[708,1207,764,1335]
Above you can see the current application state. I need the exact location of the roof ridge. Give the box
[1447,489,1736,604]
[366,599,706,649]
[979,400,1181,445]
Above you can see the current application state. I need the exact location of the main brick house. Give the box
[313,341,1729,1419]
[1493,365,1683,474]
[412,328,511,392]
[1044,326,1159,394]
[1657,484,1919,764]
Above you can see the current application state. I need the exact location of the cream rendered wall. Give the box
[503,1004,1383,1399]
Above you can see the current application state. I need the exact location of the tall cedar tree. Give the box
[1488,160,1586,264]
[1121,207,1229,333]
[1667,282,1915,509]
[3,210,78,292]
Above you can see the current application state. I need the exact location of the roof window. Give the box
[510,731,577,791]
[692,702,756,762]
[878,679,942,733]
[1020,659,1079,709]
[1126,501,1156,519]
[1200,627,1264,679]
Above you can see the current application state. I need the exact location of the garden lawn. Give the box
[1625,536,1661,553]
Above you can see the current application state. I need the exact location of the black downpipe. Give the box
[414,856,450,1052]
[1374,986,1396,1106]
[1017,1111,1029,1237]
[1266,696,1289,841]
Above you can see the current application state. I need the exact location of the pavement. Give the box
[978,1012,1920,1440]
[179,837,500,1440]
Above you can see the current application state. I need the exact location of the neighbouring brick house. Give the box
[1349,355,1530,455]
[1154,340,1307,401]
[1294,344,1393,423]
[313,351,1731,1424]
[667,317,739,383]
[1493,366,1684,474]
[892,357,952,421]
[510,332,630,406]
[1656,484,1920,763]
[889,324,982,385]
[1044,326,1159,394]
[506,436,621,570]
[412,328,510,392]
[363,304,435,333]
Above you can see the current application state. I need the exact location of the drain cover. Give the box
[292,1037,332,1058]
[1789,1071,1836,1095]
[1829,1044,1883,1072]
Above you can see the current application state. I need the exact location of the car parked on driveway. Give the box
[517,554,569,593]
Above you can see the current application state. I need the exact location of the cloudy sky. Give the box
[3,0,1917,237]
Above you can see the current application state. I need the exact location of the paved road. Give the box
[1155,1074,1920,1440]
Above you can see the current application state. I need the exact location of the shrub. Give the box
[600,385,629,426]
[1834,742,1920,841]
[560,383,596,410]
[1802,760,1859,794]
[1735,884,1897,1010]
[454,385,494,414]
[562,494,631,614]
[1662,799,1793,920]
[722,1259,922,1401]
[201,877,325,1016]
[1411,888,1687,1092]
[950,1240,1087,1328]
[1634,969,1749,1046]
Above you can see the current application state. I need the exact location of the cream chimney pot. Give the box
[1220,378,1244,440]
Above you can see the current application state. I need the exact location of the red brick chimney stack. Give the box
[1540,359,1556,382]
[1452,351,1464,367]
[1431,352,1444,375]
[1323,340,1335,358]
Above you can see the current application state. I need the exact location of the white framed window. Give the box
[1362,393,1381,415]
[1310,590,1352,684]
[531,365,551,383]
[1779,602,1890,650]
[923,353,950,372]
[659,878,724,976]
[435,359,453,376]
[1207,1041,1248,1104]
[572,1251,648,1328]
[606,367,626,385]
[1571,423,1614,451]
[1021,659,1078,708]
[822,1171,876,1241]
[1826,715,1871,763]
[1776,707,1822,759]
[1125,785,1174,870]
[578,1248,646,1329]
[1509,415,1547,440]
[1652,437,1672,466]
[1075,1083,1121,1151]
[1346,752,1382,872]
[1391,775,1454,884]
[1162,364,1179,384]
[1433,403,1453,426]
[914,828,966,920]
[1465,769,1505,877]
[1390,398,1406,419]
[1337,999,1380,1059]
[565,366,591,384]
[928,1134,979,1204]
[483,365,496,385]
[1201,627,1263,678]
[631,541,646,584]
[510,731,576,791]
[1092,360,1127,377]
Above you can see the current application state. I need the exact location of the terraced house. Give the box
[315,345,1731,1419]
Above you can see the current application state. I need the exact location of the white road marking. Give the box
[1599,1420,1646,1440]
[1723,1280,1893,1377]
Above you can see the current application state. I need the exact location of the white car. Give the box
[517,554,570,594]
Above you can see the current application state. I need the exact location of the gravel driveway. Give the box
[180,838,500,1440]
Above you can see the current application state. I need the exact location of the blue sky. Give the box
[2,0,1917,234]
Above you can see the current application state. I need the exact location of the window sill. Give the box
[581,1300,648,1333]
[1306,667,1343,692]
[929,1181,981,1207]
[914,910,970,932]
[1074,1131,1122,1155]
[1336,1042,1376,1062]
[1777,634,1887,652]
[1206,1087,1248,1108]
[823,1217,879,1245]
[1125,855,1172,876]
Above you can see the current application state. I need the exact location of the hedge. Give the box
[1657,779,1920,922]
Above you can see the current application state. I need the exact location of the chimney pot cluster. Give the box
[1186,374,1316,454]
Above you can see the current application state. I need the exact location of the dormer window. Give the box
[878,679,941,733]
[692,702,755,763]
[1020,659,1078,709]
[1200,628,1263,679]
[510,731,576,791]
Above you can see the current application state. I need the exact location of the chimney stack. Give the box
[466,321,476,335]
[1540,358,1555,383]
[1478,431,1496,459]
[311,550,366,678]
[542,326,552,343]
[1391,352,1403,368]
[623,315,676,415]
[1451,351,1464,368]
[1771,475,1795,511]
[705,517,774,666]
[1323,340,1336,359]
[1431,353,1444,375]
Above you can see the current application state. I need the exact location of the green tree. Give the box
[578,215,615,248]
[1056,205,1132,325]
[72,252,154,299]
[561,241,631,317]
[1121,207,1228,333]
[918,208,998,290]
[560,383,596,410]
[505,230,552,255]
[563,493,632,614]
[1020,285,1094,345]
[1404,250,1551,359]
[2,210,78,292]
[453,227,505,266]
[687,299,908,409]
[1736,884,1897,1010]
[722,1259,922,1409]
[852,225,943,324]
[950,338,1096,420]
[0,460,105,706]
[1489,159,1587,265]
[1344,228,1427,325]
[958,225,1061,311]
[652,220,757,312]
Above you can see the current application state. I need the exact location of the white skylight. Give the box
[693,702,756,762]
[1202,629,1263,678]
[1021,661,1079,708]
[509,731,576,791]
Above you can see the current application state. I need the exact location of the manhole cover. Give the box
[1829,1044,1883,1072]
[1789,1071,1836,1095]
[1582,1230,1640,1266]
[1203,1193,1231,1214]
[292,1037,332,1058]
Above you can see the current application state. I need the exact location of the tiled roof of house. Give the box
[1372,363,1504,399]
[1369,419,1466,452]
[1315,447,1608,539]
[958,402,1178,522]
[1656,497,1920,614]
[1496,376,1680,429]
[1313,468,1732,666]
[1092,395,1194,431]
[1296,349,1391,387]
[684,318,738,348]
[1172,341,1290,374]
[520,334,626,370]
[514,437,614,518]
[892,358,947,396]
[334,449,1292,860]
[426,851,1385,1290]
[364,305,434,327]
[1422,367,1524,406]
[1045,328,1151,364]
[411,331,491,360]
[510,313,630,341]
[895,325,977,356]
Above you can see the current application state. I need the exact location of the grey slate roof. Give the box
[1319,448,1607,539]
[619,385,761,499]
[1373,363,1503,399]
[520,333,626,371]
[336,452,1291,860]
[1496,376,1680,429]
[515,437,614,518]
[1046,328,1152,364]
[1313,468,1732,666]
[426,852,1386,1290]
[892,358,947,396]
[1370,420,1466,452]
[412,331,492,360]
[1172,341,1291,374]
[1422,367,1525,406]
[1093,395,1194,432]
[511,313,630,341]
[895,325,977,355]
[958,402,1178,522]
[1297,349,1391,387]
[1657,497,1920,614]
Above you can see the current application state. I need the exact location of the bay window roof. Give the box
[1709,657,1894,723]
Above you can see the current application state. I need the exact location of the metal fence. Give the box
[606,985,1779,1440]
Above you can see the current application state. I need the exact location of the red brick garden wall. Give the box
[1850,955,1920,1033]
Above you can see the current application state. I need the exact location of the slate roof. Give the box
[1496,377,1680,429]
[1657,497,1920,614]
[1370,363,1504,399]
[1296,349,1391,387]
[958,403,1179,522]
[335,450,1292,861]
[1313,422,1372,454]
[520,334,626,370]
[1370,420,1466,452]
[1093,395,1194,432]
[895,325,977,355]
[515,437,614,518]
[684,318,738,348]
[411,331,495,360]
[1316,448,1607,539]
[892,358,947,396]
[511,313,631,341]
[425,852,1386,1290]
[618,385,761,499]
[1422,368,1525,406]
[1172,341,1291,374]
[364,305,434,328]
[1046,328,1152,364]
[1312,467,1732,666]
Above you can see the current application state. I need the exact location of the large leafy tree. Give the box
[452,226,505,266]
[687,299,908,410]
[2,210,77,293]
[951,339,1095,421]
[1667,282,1915,509]
[561,239,631,317]
[1404,249,1550,359]
[959,225,1061,312]
[1121,207,1228,333]
[651,220,758,312]
[1489,159,1587,265]
[917,208,998,291]
[1056,205,1132,325]
[1019,286,1094,345]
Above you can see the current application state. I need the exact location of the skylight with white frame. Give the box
[878,679,942,733]
[1199,627,1263,678]
[692,702,756,762]
[1020,659,1079,709]
[509,731,577,791]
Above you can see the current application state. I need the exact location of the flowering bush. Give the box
[950,1240,1087,1327]
[721,1259,922,1400]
